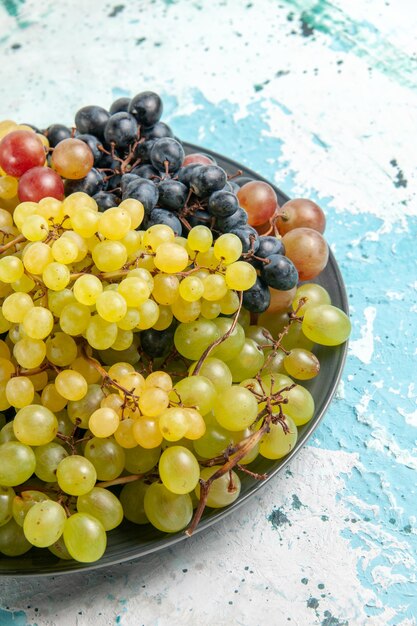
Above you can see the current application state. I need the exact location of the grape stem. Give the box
[0,233,26,254]
[96,474,144,489]
[191,290,243,376]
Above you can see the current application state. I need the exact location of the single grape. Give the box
[77,487,123,531]
[302,304,351,346]
[277,198,326,235]
[57,455,97,496]
[144,482,193,533]
[159,446,200,494]
[119,479,149,524]
[63,512,107,563]
[195,466,241,508]
[0,130,45,177]
[259,416,298,459]
[213,385,258,430]
[23,500,66,548]
[13,404,58,446]
[237,180,278,227]
[282,228,329,281]
[0,441,36,486]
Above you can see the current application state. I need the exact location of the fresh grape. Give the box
[63,512,106,563]
[77,487,123,531]
[159,446,200,494]
[213,385,258,431]
[144,483,192,533]
[302,304,351,346]
[23,500,66,547]
[237,180,278,227]
[56,455,97,496]
[195,467,241,508]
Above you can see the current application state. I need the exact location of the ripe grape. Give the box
[282,228,329,281]
[63,513,107,563]
[143,483,193,533]
[18,166,64,202]
[213,386,258,431]
[0,130,45,177]
[237,181,278,227]
[196,467,241,508]
[77,487,123,531]
[23,500,66,548]
[302,304,351,346]
[51,138,94,179]
[277,198,326,235]
[56,455,97,496]
[159,446,200,494]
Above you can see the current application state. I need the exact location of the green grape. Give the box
[192,413,234,458]
[59,301,91,336]
[188,357,232,393]
[86,315,118,350]
[46,332,78,366]
[89,407,120,438]
[262,349,287,375]
[92,240,127,272]
[154,242,189,273]
[213,233,242,264]
[187,225,213,252]
[23,500,67,547]
[174,319,220,361]
[259,416,298,459]
[172,375,216,415]
[0,518,32,556]
[117,277,150,307]
[232,428,260,465]
[73,274,103,305]
[98,337,140,366]
[128,266,154,290]
[202,273,228,301]
[159,446,200,494]
[21,214,49,241]
[0,356,15,381]
[119,198,144,229]
[0,421,17,443]
[51,236,78,264]
[281,322,314,351]
[183,408,206,440]
[283,348,320,380]
[139,387,169,417]
[55,370,88,402]
[13,337,46,369]
[245,325,273,348]
[117,307,140,330]
[2,291,33,323]
[96,291,127,323]
[48,288,75,316]
[292,283,331,315]
[56,455,97,496]
[200,299,221,320]
[67,384,105,428]
[13,404,58,446]
[5,376,34,408]
[0,310,12,333]
[211,318,245,361]
[145,371,173,392]
[225,261,257,290]
[34,442,68,482]
[71,356,102,385]
[279,384,315,426]
[71,209,99,238]
[42,262,71,291]
[48,535,73,560]
[171,296,201,323]
[0,486,14,527]
[124,444,160,474]
[0,256,24,283]
[226,338,265,382]
[84,437,125,481]
[41,383,67,412]
[151,273,179,305]
[158,407,190,442]
[152,304,173,331]
[12,490,49,527]
[77,487,123,531]
[137,299,160,330]
[218,289,240,315]
[111,328,133,351]
[11,273,36,294]
[143,224,175,250]
[213,385,258,431]
[144,482,193,533]
[98,207,131,240]
[23,241,53,274]
[302,304,351,346]
[0,441,36,486]
[179,275,204,302]
[119,479,149,524]
[195,467,241,508]
[63,512,107,563]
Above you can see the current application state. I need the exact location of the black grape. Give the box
[260,254,298,290]
[128,91,163,127]
[75,105,110,140]
[242,277,271,313]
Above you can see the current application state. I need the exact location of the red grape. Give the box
[282,228,328,281]
[18,166,64,202]
[183,153,214,166]
[237,181,278,227]
[0,131,45,177]
[277,198,326,235]
[267,285,297,313]
[51,138,94,179]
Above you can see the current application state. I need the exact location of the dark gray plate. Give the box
[0,143,349,576]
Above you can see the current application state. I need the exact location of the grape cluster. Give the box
[0,96,351,564]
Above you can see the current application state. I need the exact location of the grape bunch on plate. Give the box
[0,92,351,564]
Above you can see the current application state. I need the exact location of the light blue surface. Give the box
[0,0,416,624]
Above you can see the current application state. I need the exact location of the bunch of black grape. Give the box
[43,91,299,313]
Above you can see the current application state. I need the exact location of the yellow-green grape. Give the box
[45,332,77,367]
[154,242,189,273]
[57,455,97,496]
[86,315,117,350]
[117,277,150,307]
[71,355,101,384]
[0,208,13,227]
[211,318,245,361]
[172,375,216,415]
[183,408,206,440]
[2,292,33,323]
[259,416,298,459]
[0,357,15,383]
[139,387,169,417]
[84,437,125,480]
[122,230,143,255]
[62,192,97,217]
[13,404,58,445]
[21,214,48,241]
[0,310,12,333]
[0,176,18,200]
[279,384,315,426]
[158,407,190,442]
[143,483,193,533]
[178,275,204,302]
[61,230,88,262]
[36,196,62,221]
[171,295,201,323]
[114,418,138,449]
[51,236,78,264]
[34,442,68,482]
[202,273,228,301]
[111,328,133,351]
[119,479,149,524]
[281,322,314,352]
[226,338,265,382]
[292,283,331,315]
[124,445,161,474]
[213,233,243,265]
[55,370,88,402]
[136,299,160,330]
[225,261,257,291]
[96,291,127,323]
[98,207,131,240]
[48,288,74,316]
[127,267,154,290]
[143,224,175,250]
[92,240,127,272]
[232,428,260,465]
[0,421,17,443]
[0,382,10,411]
[5,376,34,408]
[43,262,71,291]
[27,370,48,392]
[262,349,286,375]
[13,201,38,229]
[0,340,10,359]
[119,198,144,229]
[0,486,14,527]
[107,361,135,382]
[13,337,46,368]
[174,319,220,361]
[67,384,104,428]
[213,385,258,431]
[0,256,24,283]
[22,306,54,339]
[187,225,213,253]
[0,518,32,556]
[63,512,107,563]
[200,299,221,320]
[152,305,173,331]
[118,308,140,330]
[48,535,73,560]
[302,304,351,346]
[159,446,200,494]
[118,370,145,395]
[188,357,232,393]
[152,273,179,305]
[145,371,173,392]
[59,302,91,335]
[11,273,36,294]
[283,348,320,380]
[22,241,53,274]
[23,500,66,548]
[89,407,120,438]
[77,487,123,531]
[71,208,99,238]
[128,247,155,270]
[7,323,22,344]
[195,247,218,269]
[196,466,241,508]
[132,416,163,449]
[0,441,36,486]
[73,274,103,305]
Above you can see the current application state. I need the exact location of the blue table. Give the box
[0,1,416,624]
